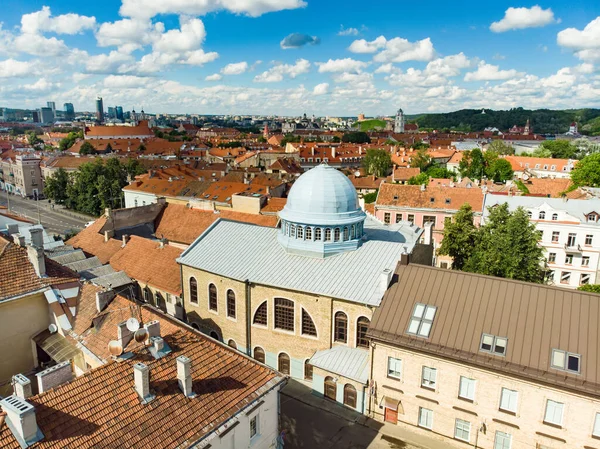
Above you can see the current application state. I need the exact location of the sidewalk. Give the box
[281,380,452,449]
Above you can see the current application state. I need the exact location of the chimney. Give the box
[133,363,154,403]
[177,356,196,398]
[150,336,165,353]
[331,147,336,159]
[29,228,43,248]
[359,146,363,155]
[104,207,112,220]
[36,361,73,393]
[0,396,43,447]
[121,234,129,247]
[13,233,25,247]
[380,268,393,292]
[400,251,410,266]
[12,374,32,400]
[104,230,114,242]
[95,289,116,313]
[420,184,426,191]
[7,223,19,235]
[27,246,46,277]
[144,320,161,339]
[423,223,433,245]
[117,321,134,348]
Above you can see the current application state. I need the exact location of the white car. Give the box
[84,221,95,228]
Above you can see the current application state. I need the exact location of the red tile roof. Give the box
[376,183,484,212]
[66,217,123,264]
[85,121,154,138]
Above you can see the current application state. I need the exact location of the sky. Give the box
[1,0,600,116]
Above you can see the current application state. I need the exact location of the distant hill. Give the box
[358,119,387,131]
[411,108,600,135]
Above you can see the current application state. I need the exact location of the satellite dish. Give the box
[126,317,140,332]
[134,328,149,343]
[108,340,124,356]
[48,324,58,334]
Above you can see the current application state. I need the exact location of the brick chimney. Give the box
[0,396,43,447]
[177,356,195,398]
[12,374,32,400]
[36,361,73,393]
[95,289,116,313]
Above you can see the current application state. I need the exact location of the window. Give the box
[408,214,415,224]
[567,233,577,247]
[593,413,600,437]
[551,349,580,373]
[253,301,268,326]
[499,388,518,413]
[356,317,370,348]
[560,271,571,284]
[306,227,312,240]
[301,309,317,337]
[589,214,598,223]
[395,213,402,223]
[290,225,296,238]
[228,339,237,349]
[325,228,331,241]
[421,366,437,389]
[418,407,433,430]
[548,252,556,263]
[544,400,564,426]
[480,334,507,355]
[226,289,236,318]
[551,213,558,221]
[565,254,573,265]
[582,256,590,267]
[250,414,259,439]
[551,231,559,243]
[581,273,591,285]
[459,377,476,401]
[297,226,304,239]
[539,211,546,220]
[586,234,593,246]
[454,419,471,443]
[343,384,357,408]
[387,357,402,379]
[324,377,337,400]
[350,225,355,239]
[494,431,512,449]
[423,216,436,228]
[407,303,437,338]
[527,211,532,218]
[334,228,341,241]
[334,311,348,343]
[208,283,217,311]
[274,298,294,332]
[278,353,290,375]
[254,347,265,363]
[189,277,198,304]
[304,360,313,380]
[315,228,322,241]
[384,212,391,224]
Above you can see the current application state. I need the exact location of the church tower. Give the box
[524,118,531,135]
[394,108,405,133]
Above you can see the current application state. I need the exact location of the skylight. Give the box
[407,303,437,338]
[480,334,507,356]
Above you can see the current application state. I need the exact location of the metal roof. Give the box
[64,256,102,272]
[178,218,421,306]
[368,264,600,397]
[50,249,87,265]
[309,346,370,383]
[91,271,132,289]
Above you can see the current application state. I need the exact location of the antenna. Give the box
[48,323,58,334]
[108,340,124,356]
[126,317,140,332]
[134,328,149,343]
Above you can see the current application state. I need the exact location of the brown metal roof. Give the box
[368,264,600,397]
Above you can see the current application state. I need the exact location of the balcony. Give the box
[564,243,582,252]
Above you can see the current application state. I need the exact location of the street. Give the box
[0,192,91,236]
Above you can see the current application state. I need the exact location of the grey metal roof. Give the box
[91,271,132,289]
[178,218,421,306]
[64,256,102,272]
[309,346,370,383]
[79,264,117,280]
[50,249,87,265]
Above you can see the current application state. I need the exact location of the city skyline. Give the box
[1,1,599,115]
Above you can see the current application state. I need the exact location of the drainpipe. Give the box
[180,264,186,322]
[245,279,251,357]
[367,341,376,417]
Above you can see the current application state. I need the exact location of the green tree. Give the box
[578,284,600,293]
[26,131,42,146]
[571,153,600,187]
[362,149,392,177]
[464,204,545,283]
[539,140,578,159]
[79,141,96,155]
[407,173,430,185]
[411,149,431,171]
[487,140,515,155]
[411,141,430,150]
[43,168,70,204]
[458,148,486,179]
[486,158,514,182]
[426,166,455,179]
[342,132,371,144]
[438,204,477,270]
[363,190,378,204]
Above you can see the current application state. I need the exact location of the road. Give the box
[0,193,91,236]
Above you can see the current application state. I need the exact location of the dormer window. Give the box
[445,198,451,204]
[552,213,558,221]
[407,303,437,338]
[551,349,580,374]
[430,197,435,203]
[480,334,507,356]
[535,164,540,169]
[539,211,545,220]
[588,214,597,222]
[543,165,548,170]
[551,165,556,171]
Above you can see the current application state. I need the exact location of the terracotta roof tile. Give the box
[66,217,123,264]
[376,183,484,212]
[392,167,420,181]
[85,121,154,138]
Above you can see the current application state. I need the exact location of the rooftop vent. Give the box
[0,396,44,447]
[148,336,172,359]
[133,363,155,404]
[177,356,196,398]
[12,374,32,400]
[36,361,73,393]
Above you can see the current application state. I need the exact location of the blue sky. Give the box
[1,0,599,115]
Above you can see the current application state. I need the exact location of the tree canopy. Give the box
[362,149,392,177]
[539,140,578,159]
[458,148,513,182]
[411,149,431,171]
[487,140,515,155]
[43,168,70,205]
[342,131,371,144]
[407,173,430,185]
[570,153,600,187]
[58,130,83,151]
[438,204,477,270]
[578,284,600,293]
[79,141,97,155]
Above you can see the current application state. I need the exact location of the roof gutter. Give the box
[0,287,49,305]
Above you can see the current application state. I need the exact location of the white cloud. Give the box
[221,61,249,75]
[374,63,394,74]
[317,58,368,73]
[103,74,151,88]
[95,18,162,48]
[490,6,557,33]
[118,0,307,20]
[557,17,600,62]
[85,50,135,74]
[253,59,310,82]
[22,77,58,92]
[338,26,359,36]
[373,37,435,63]
[21,6,96,35]
[348,36,386,53]
[493,53,506,60]
[153,16,206,53]
[464,61,522,81]
[206,73,222,81]
[13,33,70,56]
[425,53,471,77]
[313,82,329,95]
[0,59,37,78]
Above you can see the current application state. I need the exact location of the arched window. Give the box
[356,317,370,348]
[306,227,312,240]
[343,384,357,408]
[209,330,220,340]
[155,292,166,312]
[304,360,313,380]
[290,224,296,238]
[325,228,331,241]
[539,211,546,220]
[334,311,348,343]
[144,287,152,304]
[253,301,268,326]
[527,211,532,218]
[278,353,290,375]
[228,339,237,350]
[350,225,355,239]
[315,228,322,240]
[301,309,317,337]
[208,283,217,311]
[226,289,236,318]
[297,226,304,239]
[189,277,198,304]
[334,228,341,241]
[552,213,558,221]
[191,323,200,331]
[343,227,349,241]
[286,222,290,235]
[254,347,265,363]
[324,376,337,400]
[274,298,294,331]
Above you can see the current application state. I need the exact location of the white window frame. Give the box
[458,376,476,401]
[551,231,559,243]
[551,349,581,374]
[494,431,512,449]
[407,303,437,338]
[249,413,260,440]
[454,418,471,443]
[560,271,571,284]
[544,399,564,426]
[387,357,402,379]
[480,334,507,356]
[581,273,591,285]
[582,256,590,267]
[593,412,600,437]
[548,252,556,263]
[499,388,518,414]
[418,407,433,430]
[421,366,437,389]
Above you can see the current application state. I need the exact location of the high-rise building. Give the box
[115,106,124,121]
[63,103,75,120]
[47,101,56,118]
[95,97,104,122]
[107,107,116,119]
[32,111,41,123]
[40,107,54,124]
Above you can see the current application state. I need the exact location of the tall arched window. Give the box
[208,283,217,311]
[334,311,348,343]
[539,211,546,220]
[315,228,322,240]
[290,225,296,238]
[344,384,357,408]
[343,227,349,241]
[297,226,304,239]
[334,228,341,241]
[306,227,312,240]
[324,376,337,400]
[189,277,198,304]
[301,309,317,337]
[325,228,331,241]
[144,287,152,304]
[356,317,370,348]
[254,347,265,363]
[278,353,290,375]
[304,360,313,380]
[274,298,294,331]
[350,225,355,239]
[253,301,268,326]
[227,289,236,318]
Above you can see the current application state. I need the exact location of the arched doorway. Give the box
[324,376,337,401]
[343,384,357,408]
[278,353,290,375]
